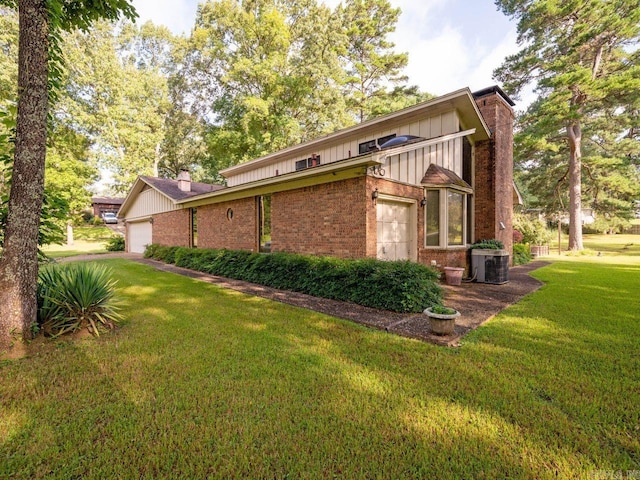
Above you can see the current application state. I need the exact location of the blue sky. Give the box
[130,0,524,106]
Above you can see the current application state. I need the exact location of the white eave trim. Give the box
[177,155,381,206]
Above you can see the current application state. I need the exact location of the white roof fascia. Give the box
[177,155,380,207]
[220,88,490,178]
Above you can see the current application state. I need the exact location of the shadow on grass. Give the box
[1,258,638,478]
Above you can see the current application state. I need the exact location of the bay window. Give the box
[425,188,469,248]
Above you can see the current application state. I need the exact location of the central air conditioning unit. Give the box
[471,249,509,284]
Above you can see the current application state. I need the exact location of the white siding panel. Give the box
[442,111,458,135]
[431,115,442,137]
[127,188,177,219]
[224,110,464,186]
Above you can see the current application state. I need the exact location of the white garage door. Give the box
[128,221,152,254]
[377,199,413,261]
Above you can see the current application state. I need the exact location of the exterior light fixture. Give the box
[421,197,427,207]
[149,217,154,224]
[372,188,379,204]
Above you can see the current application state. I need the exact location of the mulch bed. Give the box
[133,257,550,347]
[61,253,549,346]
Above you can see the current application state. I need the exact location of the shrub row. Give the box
[144,245,443,313]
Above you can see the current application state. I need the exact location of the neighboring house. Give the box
[92,197,124,217]
[119,86,516,271]
[559,208,596,226]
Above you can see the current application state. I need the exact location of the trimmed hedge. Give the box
[144,245,442,313]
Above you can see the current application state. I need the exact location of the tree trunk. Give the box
[567,121,584,251]
[0,0,49,350]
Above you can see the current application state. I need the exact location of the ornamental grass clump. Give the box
[37,263,122,337]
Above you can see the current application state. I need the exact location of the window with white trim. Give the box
[425,188,468,248]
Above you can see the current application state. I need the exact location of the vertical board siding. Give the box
[225,111,462,187]
[127,188,178,219]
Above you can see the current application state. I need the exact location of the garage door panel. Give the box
[128,222,152,254]
[376,199,414,261]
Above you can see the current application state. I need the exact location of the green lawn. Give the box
[550,233,640,257]
[42,226,118,258]
[1,256,639,478]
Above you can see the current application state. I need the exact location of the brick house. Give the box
[118,86,516,272]
[91,197,124,217]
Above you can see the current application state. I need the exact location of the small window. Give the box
[191,208,198,248]
[447,191,464,245]
[295,155,321,171]
[226,208,233,221]
[359,139,378,155]
[258,195,271,252]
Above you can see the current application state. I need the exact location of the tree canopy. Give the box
[495,0,640,248]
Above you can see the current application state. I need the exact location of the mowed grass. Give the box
[42,226,119,258]
[1,257,639,479]
[551,233,640,257]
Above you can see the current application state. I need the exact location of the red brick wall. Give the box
[271,177,368,258]
[198,198,257,251]
[152,209,191,247]
[475,92,515,261]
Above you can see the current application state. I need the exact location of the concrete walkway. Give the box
[61,253,549,347]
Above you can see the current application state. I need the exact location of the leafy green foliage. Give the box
[145,245,442,313]
[105,235,125,251]
[429,305,457,315]
[338,0,408,122]
[189,0,351,170]
[513,212,553,245]
[512,243,532,266]
[37,262,122,337]
[469,239,505,250]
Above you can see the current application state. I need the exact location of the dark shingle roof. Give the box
[420,164,472,190]
[140,176,226,201]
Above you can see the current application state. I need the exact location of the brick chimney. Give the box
[177,169,191,192]
[473,86,515,261]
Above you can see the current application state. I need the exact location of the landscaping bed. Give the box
[144,245,442,313]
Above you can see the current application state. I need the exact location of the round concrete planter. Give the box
[424,307,460,335]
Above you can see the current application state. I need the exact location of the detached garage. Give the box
[117,171,225,254]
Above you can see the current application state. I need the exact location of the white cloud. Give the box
[394,25,470,95]
[131,0,198,35]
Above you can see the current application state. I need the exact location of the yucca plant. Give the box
[37,263,123,337]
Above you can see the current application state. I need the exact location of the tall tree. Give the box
[187,0,349,171]
[365,85,434,120]
[60,20,169,192]
[0,0,136,352]
[338,0,408,122]
[494,0,640,250]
